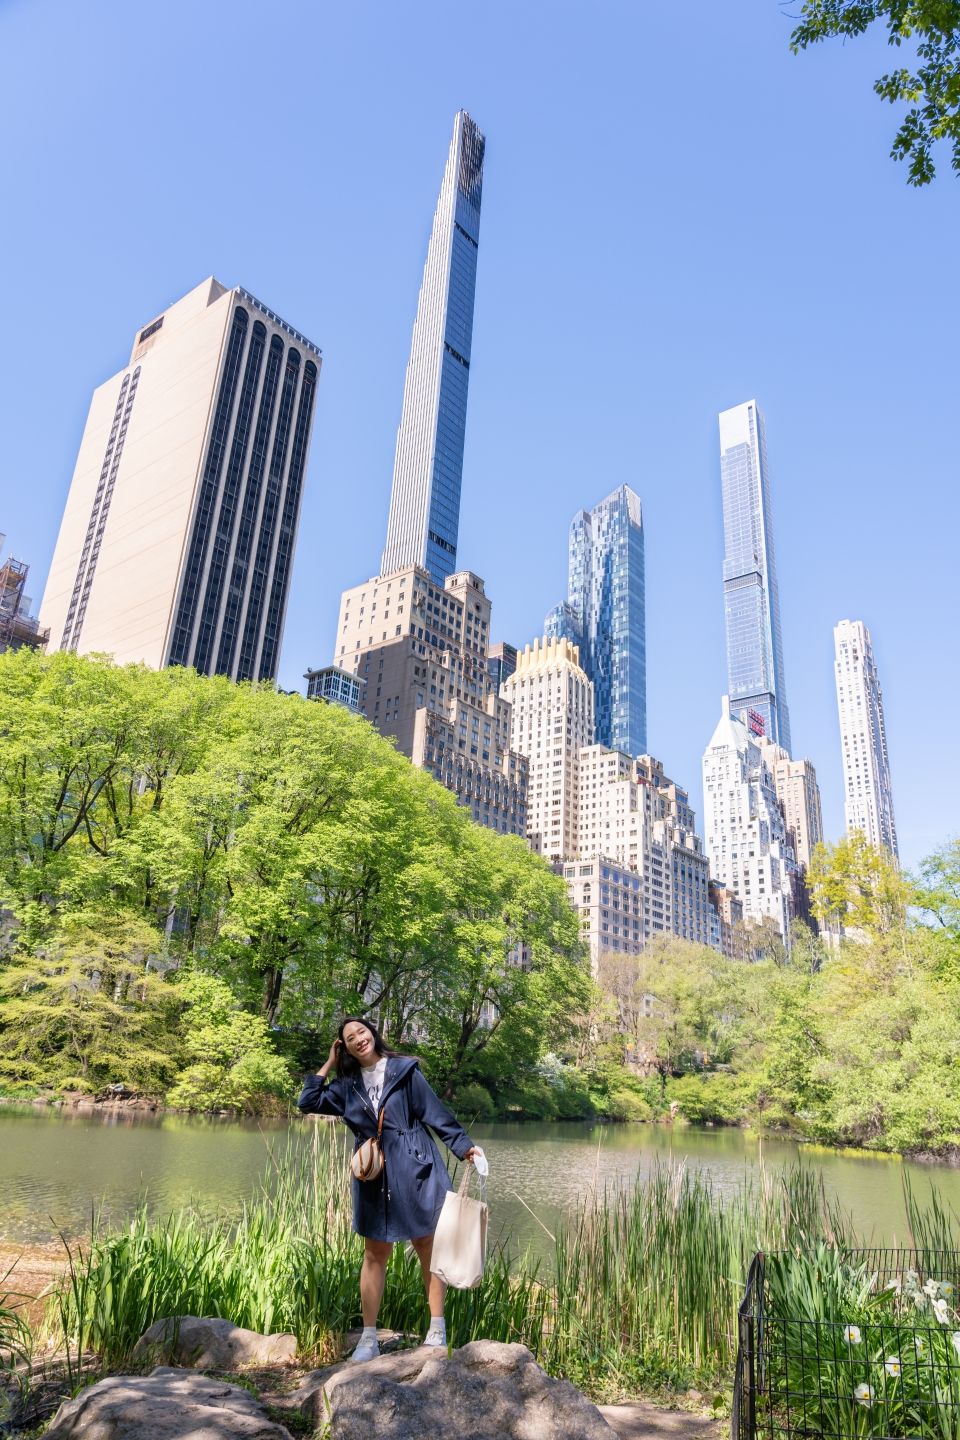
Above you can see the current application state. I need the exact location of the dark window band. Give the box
[61,368,141,651]
[191,321,267,675]
[214,334,285,678]
[258,359,318,680]
[235,346,300,681]
[167,307,249,667]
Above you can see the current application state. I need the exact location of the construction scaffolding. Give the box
[0,538,49,654]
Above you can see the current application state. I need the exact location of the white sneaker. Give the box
[351,1336,380,1362]
[423,1329,446,1348]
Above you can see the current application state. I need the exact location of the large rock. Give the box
[285,1339,615,1439]
[133,1316,297,1368]
[45,1367,294,1440]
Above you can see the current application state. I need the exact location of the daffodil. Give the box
[941,1282,955,1299]
[884,1357,901,1377]
[933,1297,950,1324]
[952,1332,960,1357]
[915,1337,926,1355]
[844,1325,862,1345]
[923,1279,939,1299]
[854,1384,874,1407]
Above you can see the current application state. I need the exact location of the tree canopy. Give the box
[789,1,960,183]
[0,648,588,1107]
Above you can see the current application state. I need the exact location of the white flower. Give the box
[939,1282,955,1299]
[844,1325,862,1345]
[952,1332,960,1356]
[915,1337,926,1355]
[933,1297,950,1324]
[854,1384,874,1407]
[884,1357,901,1377]
[886,1278,902,1295]
[923,1279,940,1299]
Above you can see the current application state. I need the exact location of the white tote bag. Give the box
[430,1164,488,1289]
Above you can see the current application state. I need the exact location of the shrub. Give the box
[496,1077,559,1120]
[667,1072,743,1123]
[164,973,293,1113]
[452,1082,495,1123]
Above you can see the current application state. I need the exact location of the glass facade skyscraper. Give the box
[719,400,791,754]
[381,111,485,586]
[545,485,645,756]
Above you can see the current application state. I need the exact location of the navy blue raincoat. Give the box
[297,1056,474,1242]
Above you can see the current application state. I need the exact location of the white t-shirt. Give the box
[360,1056,387,1110]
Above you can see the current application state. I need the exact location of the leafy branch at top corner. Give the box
[786,1,960,184]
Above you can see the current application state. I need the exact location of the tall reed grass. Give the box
[543,1157,850,1395]
[43,1127,856,1398]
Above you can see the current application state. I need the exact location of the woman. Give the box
[297,1017,479,1362]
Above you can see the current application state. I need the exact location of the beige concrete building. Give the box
[500,636,594,859]
[769,751,823,870]
[40,278,320,680]
[708,882,748,959]
[553,747,710,962]
[331,566,528,836]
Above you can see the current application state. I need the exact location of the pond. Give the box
[2,1105,958,1259]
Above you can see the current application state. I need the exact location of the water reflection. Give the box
[1,1105,957,1257]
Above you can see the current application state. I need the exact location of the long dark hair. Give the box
[334,1016,405,1081]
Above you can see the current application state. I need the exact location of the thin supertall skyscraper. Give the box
[833,619,898,858]
[381,111,485,587]
[719,400,791,753]
[544,485,645,757]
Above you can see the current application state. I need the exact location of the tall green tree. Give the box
[0,910,180,1092]
[0,649,590,1104]
[0,649,232,938]
[403,829,588,1098]
[808,831,910,937]
[913,837,960,935]
[789,1,960,184]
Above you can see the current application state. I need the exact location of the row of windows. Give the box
[168,308,250,667]
[61,367,141,651]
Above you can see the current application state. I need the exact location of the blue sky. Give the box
[1,0,958,871]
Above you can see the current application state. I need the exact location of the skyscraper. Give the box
[40,278,320,679]
[719,401,791,753]
[833,619,898,858]
[500,635,595,858]
[545,485,645,756]
[702,697,798,937]
[381,111,485,587]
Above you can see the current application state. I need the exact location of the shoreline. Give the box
[2,1093,959,1167]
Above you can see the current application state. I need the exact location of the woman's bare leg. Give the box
[410,1233,446,1318]
[360,1239,393,1327]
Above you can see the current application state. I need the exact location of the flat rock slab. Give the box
[45,1367,294,1440]
[133,1316,297,1368]
[285,1338,615,1439]
[598,1403,722,1440]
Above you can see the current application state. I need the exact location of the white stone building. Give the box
[833,619,898,858]
[702,697,797,937]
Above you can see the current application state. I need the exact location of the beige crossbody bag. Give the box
[350,1104,385,1182]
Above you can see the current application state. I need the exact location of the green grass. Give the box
[38,1130,881,1402]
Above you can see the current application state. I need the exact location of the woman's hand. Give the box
[318,1037,341,1078]
[464,1147,479,1163]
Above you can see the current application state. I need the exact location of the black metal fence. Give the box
[733,1248,960,1440]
